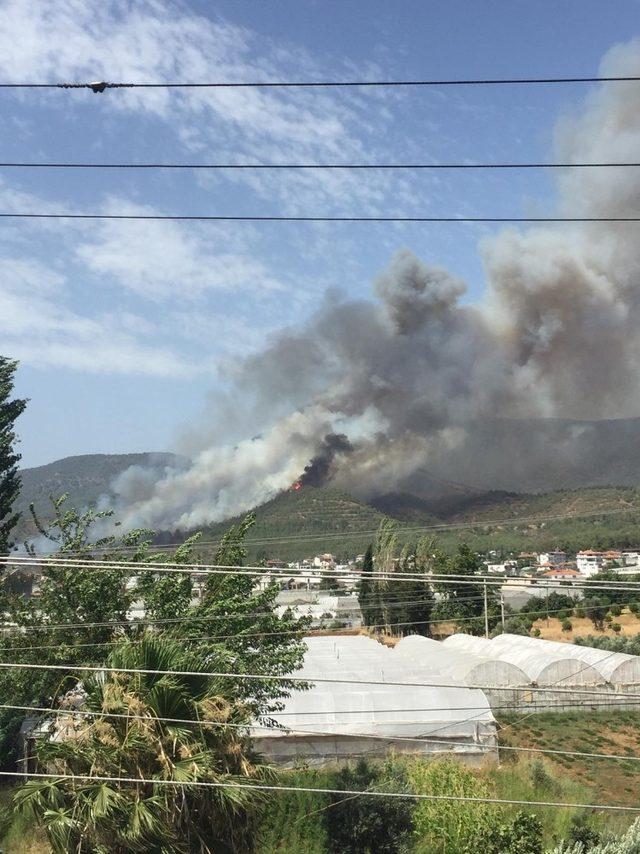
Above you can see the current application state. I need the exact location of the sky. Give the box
[1,0,639,468]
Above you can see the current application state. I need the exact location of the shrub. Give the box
[532,628,541,637]
[610,604,622,617]
[325,758,414,854]
[604,612,614,624]
[474,811,543,854]
[409,758,496,853]
[561,619,573,633]
[574,606,585,618]
[611,621,622,634]
[629,601,639,614]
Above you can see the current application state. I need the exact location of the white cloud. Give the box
[74,199,288,300]
[0,256,193,376]
[0,0,423,214]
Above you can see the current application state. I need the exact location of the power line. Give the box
[4,700,640,765]
[2,75,640,90]
[6,554,640,592]
[0,659,635,699]
[0,602,596,641]
[3,212,640,223]
[2,161,640,170]
[1,769,639,813]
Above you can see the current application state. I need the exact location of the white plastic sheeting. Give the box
[253,636,497,765]
[488,634,640,686]
[394,635,529,687]
[444,633,603,686]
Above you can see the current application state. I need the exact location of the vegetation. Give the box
[15,635,264,852]
[0,356,27,554]
[3,495,309,851]
[431,544,500,635]
[18,456,640,561]
[254,754,614,854]
[357,523,435,636]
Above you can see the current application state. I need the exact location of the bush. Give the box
[561,619,573,633]
[409,758,496,854]
[532,628,541,637]
[566,813,601,849]
[325,758,414,854]
[610,604,622,617]
[629,601,640,614]
[604,612,614,624]
[574,606,585,618]
[474,811,543,854]
[611,621,622,634]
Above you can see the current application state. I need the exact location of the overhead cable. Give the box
[2,212,640,223]
[0,769,638,812]
[2,161,640,170]
[3,700,639,765]
[0,659,636,699]
[2,74,640,90]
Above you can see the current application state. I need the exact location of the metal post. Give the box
[500,591,505,628]
[484,582,489,638]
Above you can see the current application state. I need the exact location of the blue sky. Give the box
[1,0,639,468]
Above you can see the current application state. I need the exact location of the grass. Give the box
[0,786,50,853]
[497,709,640,837]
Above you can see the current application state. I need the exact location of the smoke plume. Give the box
[113,40,640,531]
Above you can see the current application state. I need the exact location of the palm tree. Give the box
[14,633,268,853]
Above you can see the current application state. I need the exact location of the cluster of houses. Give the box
[485,548,640,581]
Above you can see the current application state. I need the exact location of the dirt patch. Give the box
[532,609,640,641]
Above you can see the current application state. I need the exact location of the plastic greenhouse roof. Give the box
[395,635,529,686]
[256,636,495,739]
[489,634,640,683]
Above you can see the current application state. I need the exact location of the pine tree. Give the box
[0,358,26,555]
[358,543,381,627]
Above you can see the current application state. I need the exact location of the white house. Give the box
[576,550,605,577]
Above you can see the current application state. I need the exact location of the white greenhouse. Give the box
[394,635,529,687]
[252,636,497,767]
[487,634,640,687]
[445,633,603,686]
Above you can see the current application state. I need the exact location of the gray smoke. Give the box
[113,39,640,531]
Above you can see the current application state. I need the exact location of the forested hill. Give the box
[13,453,640,559]
[203,486,396,563]
[202,484,640,563]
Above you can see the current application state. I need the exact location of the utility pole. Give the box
[500,591,505,628]
[484,581,489,638]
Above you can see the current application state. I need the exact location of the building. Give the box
[538,551,567,567]
[252,636,497,767]
[577,550,605,575]
[576,550,605,576]
[539,568,581,582]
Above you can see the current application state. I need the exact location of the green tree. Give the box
[431,545,498,635]
[474,811,543,854]
[15,634,264,853]
[392,537,435,636]
[0,357,27,555]
[324,758,414,854]
[0,501,309,772]
[358,544,382,628]
[373,520,399,632]
[584,598,609,632]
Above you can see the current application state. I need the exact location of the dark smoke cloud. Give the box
[299,433,353,486]
[112,39,640,531]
